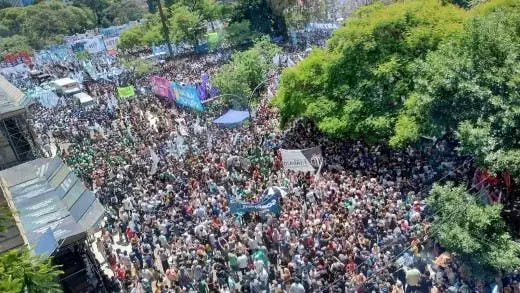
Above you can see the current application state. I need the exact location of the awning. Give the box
[0,158,105,253]
[34,228,58,256]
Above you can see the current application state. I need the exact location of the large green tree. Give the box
[228,0,278,36]
[0,1,96,52]
[428,183,520,281]
[224,20,260,47]
[213,36,281,107]
[99,0,147,27]
[119,14,164,49]
[393,0,520,179]
[169,5,206,46]
[73,0,147,27]
[273,0,469,142]
[0,205,63,293]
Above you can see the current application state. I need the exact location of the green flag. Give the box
[207,32,220,50]
[117,86,135,98]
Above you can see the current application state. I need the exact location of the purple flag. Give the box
[210,87,219,98]
[197,83,207,101]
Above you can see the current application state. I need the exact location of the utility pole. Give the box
[156,0,174,58]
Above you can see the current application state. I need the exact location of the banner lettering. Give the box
[280,146,323,172]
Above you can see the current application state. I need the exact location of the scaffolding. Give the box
[0,113,37,170]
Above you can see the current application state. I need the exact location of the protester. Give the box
[19,41,500,293]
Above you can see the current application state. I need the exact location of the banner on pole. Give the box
[104,37,119,52]
[207,32,220,51]
[151,76,173,100]
[117,86,136,99]
[280,146,323,172]
[171,82,203,111]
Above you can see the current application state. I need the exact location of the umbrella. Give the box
[405,268,421,286]
[262,186,288,199]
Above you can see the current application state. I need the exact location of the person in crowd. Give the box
[22,44,498,293]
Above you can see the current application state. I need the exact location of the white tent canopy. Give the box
[52,78,81,95]
[73,92,95,107]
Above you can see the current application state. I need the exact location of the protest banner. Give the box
[229,193,281,215]
[151,76,173,100]
[104,37,119,52]
[194,43,209,55]
[83,36,106,54]
[26,86,60,108]
[171,82,203,111]
[71,42,86,53]
[84,62,98,80]
[70,36,106,54]
[2,52,32,65]
[100,24,127,37]
[280,146,323,172]
[117,86,136,99]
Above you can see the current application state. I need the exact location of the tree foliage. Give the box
[119,14,164,49]
[428,183,520,281]
[274,0,469,142]
[274,0,520,180]
[227,0,280,36]
[213,36,281,107]
[169,5,206,46]
[395,0,520,178]
[121,57,155,76]
[0,248,63,293]
[0,1,96,52]
[73,0,147,27]
[98,0,147,27]
[225,20,260,47]
[119,0,222,49]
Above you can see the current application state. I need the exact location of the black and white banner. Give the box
[280,146,323,172]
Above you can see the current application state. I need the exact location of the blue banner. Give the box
[71,42,86,53]
[195,43,209,54]
[171,82,203,111]
[229,193,281,215]
[100,25,127,37]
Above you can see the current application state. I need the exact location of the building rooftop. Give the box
[0,75,30,119]
[0,158,104,255]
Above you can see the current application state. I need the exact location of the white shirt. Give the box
[237,254,248,269]
[289,282,305,293]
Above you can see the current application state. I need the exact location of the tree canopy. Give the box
[119,1,221,49]
[274,0,469,143]
[428,183,520,281]
[394,0,520,179]
[72,0,147,27]
[274,0,520,180]
[224,20,260,47]
[213,36,281,107]
[0,1,96,53]
[169,5,206,45]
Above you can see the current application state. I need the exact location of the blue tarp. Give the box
[34,228,58,256]
[213,110,250,125]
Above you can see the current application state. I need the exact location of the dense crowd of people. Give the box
[11,41,514,293]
